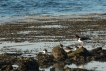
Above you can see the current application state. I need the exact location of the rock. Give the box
[52,45,68,61]
[53,62,64,68]
[0,65,13,71]
[64,67,92,71]
[86,56,92,61]
[89,47,102,55]
[53,62,64,71]
[36,53,54,68]
[18,58,39,71]
[68,47,91,57]
[73,55,85,61]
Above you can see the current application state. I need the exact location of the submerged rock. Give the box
[52,45,68,61]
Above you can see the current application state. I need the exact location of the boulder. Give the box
[18,58,39,71]
[52,45,68,61]
[89,47,102,55]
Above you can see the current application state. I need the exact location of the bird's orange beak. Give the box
[73,35,77,38]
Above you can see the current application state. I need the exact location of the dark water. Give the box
[0,0,106,17]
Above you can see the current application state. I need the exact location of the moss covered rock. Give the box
[68,46,91,57]
[52,45,68,61]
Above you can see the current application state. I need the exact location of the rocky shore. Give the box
[0,17,106,42]
[0,16,106,71]
[0,45,106,71]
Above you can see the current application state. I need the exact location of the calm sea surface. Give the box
[0,0,106,17]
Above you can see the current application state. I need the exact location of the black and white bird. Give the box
[59,43,63,48]
[42,48,47,54]
[74,35,91,46]
[65,46,73,52]
[74,46,79,50]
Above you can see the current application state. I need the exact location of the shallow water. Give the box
[46,61,106,71]
[0,41,106,71]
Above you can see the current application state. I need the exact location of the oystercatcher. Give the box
[65,46,73,52]
[42,48,47,54]
[74,35,91,46]
[74,46,79,50]
[59,43,63,48]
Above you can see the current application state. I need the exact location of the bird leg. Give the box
[81,42,84,46]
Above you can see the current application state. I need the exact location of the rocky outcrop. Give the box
[52,45,68,61]
[0,45,106,71]
[66,46,106,62]
[67,46,91,57]
[89,47,103,55]
[36,53,54,68]
[17,58,39,71]
[0,65,13,71]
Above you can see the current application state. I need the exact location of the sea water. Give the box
[0,0,106,22]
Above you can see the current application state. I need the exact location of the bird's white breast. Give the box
[43,50,46,54]
[65,50,71,52]
[78,38,82,42]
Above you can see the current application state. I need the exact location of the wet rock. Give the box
[52,62,64,71]
[17,58,39,71]
[73,55,85,61]
[0,65,13,71]
[87,47,106,61]
[36,53,54,68]
[65,58,74,64]
[89,47,103,55]
[64,67,93,71]
[68,46,91,57]
[52,45,68,61]
[53,62,64,68]
[86,56,92,61]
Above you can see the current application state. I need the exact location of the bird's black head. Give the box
[59,43,63,47]
[74,46,79,48]
[73,35,80,38]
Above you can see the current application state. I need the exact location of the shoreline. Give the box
[0,13,106,71]
[0,13,106,24]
